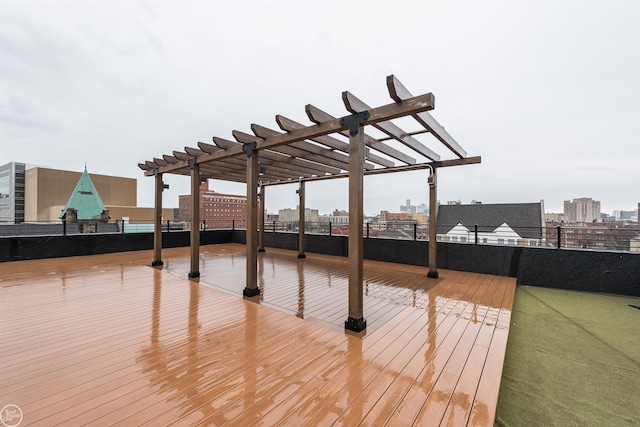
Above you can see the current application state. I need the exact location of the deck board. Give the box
[0,243,515,426]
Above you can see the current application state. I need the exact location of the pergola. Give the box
[139,75,480,332]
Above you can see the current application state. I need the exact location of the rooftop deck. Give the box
[0,244,515,426]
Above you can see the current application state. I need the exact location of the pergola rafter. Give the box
[139,75,481,332]
[275,115,395,168]
[304,104,418,165]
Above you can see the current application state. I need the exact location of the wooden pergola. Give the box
[139,75,480,332]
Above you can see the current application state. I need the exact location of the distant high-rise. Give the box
[563,198,601,223]
[400,199,417,213]
[0,162,25,224]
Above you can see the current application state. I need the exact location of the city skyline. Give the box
[2,1,638,216]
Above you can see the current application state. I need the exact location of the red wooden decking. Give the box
[0,244,515,426]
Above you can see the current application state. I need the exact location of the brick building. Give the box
[178,182,248,229]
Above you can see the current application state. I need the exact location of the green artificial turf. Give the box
[494,286,640,427]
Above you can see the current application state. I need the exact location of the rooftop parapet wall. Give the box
[516,247,639,296]
[1,231,638,297]
[232,231,639,296]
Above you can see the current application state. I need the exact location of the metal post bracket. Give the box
[340,110,370,136]
[243,141,258,158]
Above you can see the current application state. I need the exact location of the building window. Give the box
[498,238,505,245]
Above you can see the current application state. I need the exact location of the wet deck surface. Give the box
[0,244,516,426]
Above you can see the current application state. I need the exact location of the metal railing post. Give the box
[474,224,478,244]
[63,219,67,236]
[166,220,170,232]
[413,223,417,240]
[366,222,370,238]
[232,219,235,230]
[557,225,562,248]
[329,221,332,236]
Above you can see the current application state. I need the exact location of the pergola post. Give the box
[297,180,306,259]
[188,160,200,278]
[258,183,266,253]
[151,170,163,267]
[343,111,369,332]
[243,142,260,297]
[427,167,438,278]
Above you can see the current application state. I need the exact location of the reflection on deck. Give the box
[0,244,515,426]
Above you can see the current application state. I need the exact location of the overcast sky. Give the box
[1,0,638,216]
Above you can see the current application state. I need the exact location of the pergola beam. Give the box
[144,93,435,176]
[260,156,482,187]
[387,75,467,159]
[213,137,337,177]
[234,130,346,174]
[305,104,418,166]
[251,123,376,171]
[275,115,394,168]
[343,91,441,161]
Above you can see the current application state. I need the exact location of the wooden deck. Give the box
[0,244,516,426]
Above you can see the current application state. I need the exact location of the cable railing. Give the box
[1,219,638,252]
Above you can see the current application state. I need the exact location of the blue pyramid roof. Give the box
[59,166,107,220]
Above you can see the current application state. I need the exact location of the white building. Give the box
[441,222,540,246]
[437,202,546,246]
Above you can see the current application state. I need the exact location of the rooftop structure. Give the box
[59,166,109,222]
[24,166,136,222]
[139,75,480,332]
[437,202,545,242]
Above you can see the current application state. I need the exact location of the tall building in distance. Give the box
[612,209,638,221]
[0,162,26,224]
[178,181,248,229]
[399,199,417,213]
[563,198,601,223]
